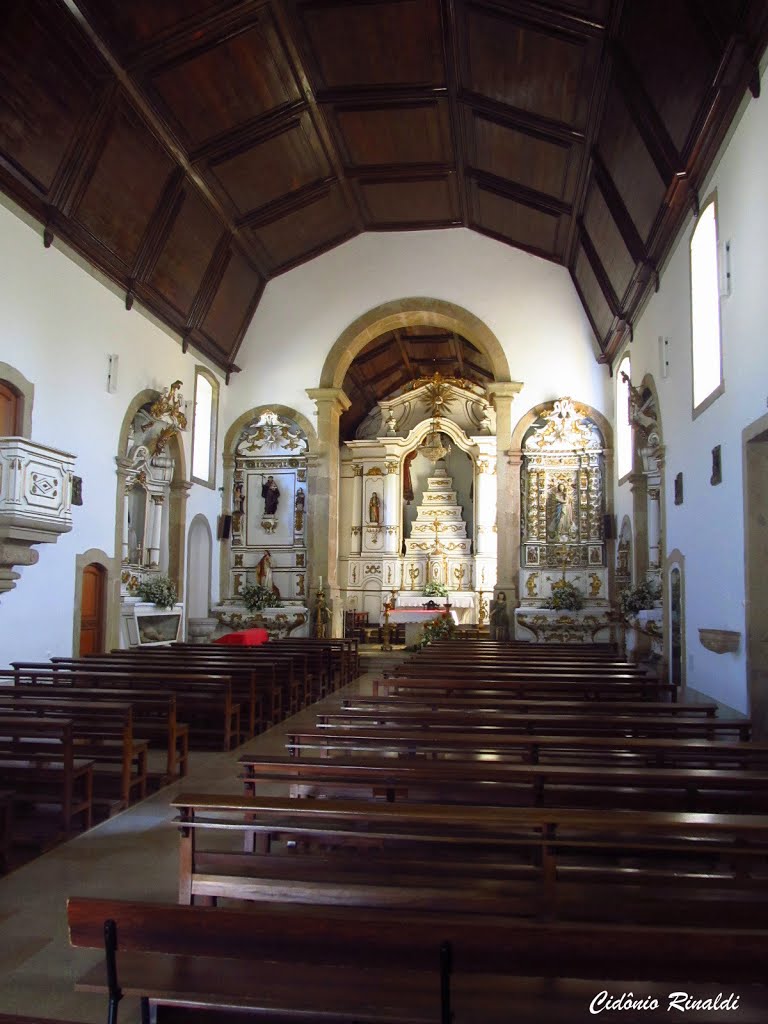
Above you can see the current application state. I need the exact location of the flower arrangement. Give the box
[619,578,661,617]
[423,581,449,598]
[418,613,456,647]
[241,583,283,613]
[543,578,584,611]
[135,573,178,608]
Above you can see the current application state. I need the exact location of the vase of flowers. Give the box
[422,581,449,598]
[619,579,661,618]
[544,578,584,611]
[241,583,284,613]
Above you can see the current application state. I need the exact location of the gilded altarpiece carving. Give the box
[519,398,607,607]
[229,412,308,603]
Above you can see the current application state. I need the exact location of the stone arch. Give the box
[0,360,34,437]
[510,398,613,452]
[319,297,512,389]
[222,404,318,459]
[186,513,214,624]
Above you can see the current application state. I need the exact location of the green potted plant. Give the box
[418,613,456,648]
[543,578,584,611]
[241,583,283,613]
[135,573,178,609]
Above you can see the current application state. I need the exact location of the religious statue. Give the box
[314,589,331,639]
[262,476,280,515]
[489,591,510,642]
[547,481,574,540]
[255,550,276,594]
[368,491,381,524]
[233,478,245,514]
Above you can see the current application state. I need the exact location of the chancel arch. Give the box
[312,298,523,634]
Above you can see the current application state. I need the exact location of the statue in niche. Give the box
[262,475,280,515]
[314,590,331,639]
[255,550,278,595]
[294,487,305,533]
[233,477,245,514]
[369,491,381,524]
[489,592,510,642]
[547,481,575,540]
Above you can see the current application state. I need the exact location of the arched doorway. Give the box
[79,563,106,654]
[187,514,213,624]
[0,380,21,435]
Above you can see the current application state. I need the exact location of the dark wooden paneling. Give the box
[357,176,460,227]
[331,102,452,167]
[0,0,105,197]
[468,110,579,201]
[620,1,720,155]
[299,0,445,89]
[596,86,668,246]
[463,5,597,130]
[573,243,613,344]
[146,185,224,318]
[73,0,240,57]
[247,185,356,272]
[472,183,563,258]
[199,247,264,351]
[208,114,330,215]
[581,182,635,308]
[148,14,301,149]
[72,99,175,267]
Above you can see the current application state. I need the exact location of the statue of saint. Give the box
[255,550,274,593]
[368,491,381,524]
[262,476,280,515]
[547,482,574,540]
[489,591,510,642]
[314,589,331,639]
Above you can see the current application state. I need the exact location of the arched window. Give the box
[690,198,724,413]
[0,380,21,436]
[191,368,219,487]
[616,355,632,480]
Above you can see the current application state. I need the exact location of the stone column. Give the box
[488,382,524,598]
[647,486,661,570]
[306,387,351,637]
[148,495,164,567]
[474,456,497,556]
[350,464,363,555]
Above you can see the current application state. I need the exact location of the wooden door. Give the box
[80,563,106,655]
[0,381,20,436]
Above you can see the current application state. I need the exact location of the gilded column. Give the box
[384,459,400,554]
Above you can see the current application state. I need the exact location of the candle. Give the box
[318,576,323,589]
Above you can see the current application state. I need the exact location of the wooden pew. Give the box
[238,752,768,813]
[285,726,768,768]
[375,674,678,700]
[7,668,242,752]
[343,693,720,717]
[0,716,94,834]
[67,896,768,1024]
[319,707,752,740]
[0,694,147,811]
[1,683,186,782]
[0,791,13,872]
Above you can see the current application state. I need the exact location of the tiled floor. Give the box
[0,676,366,1023]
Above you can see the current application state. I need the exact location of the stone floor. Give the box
[0,675,368,1023]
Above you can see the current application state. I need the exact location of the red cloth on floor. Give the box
[214,628,270,646]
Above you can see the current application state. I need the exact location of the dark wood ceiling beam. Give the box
[468,168,572,217]
[189,103,310,164]
[449,333,466,376]
[269,1,365,234]
[576,221,621,319]
[394,331,416,378]
[365,364,406,387]
[440,0,469,225]
[345,163,456,181]
[590,148,648,265]
[348,364,379,409]
[129,168,186,292]
[236,178,336,228]
[474,0,610,37]
[464,359,495,380]
[355,338,395,365]
[316,86,449,106]
[563,0,625,267]
[461,90,587,144]
[610,42,681,184]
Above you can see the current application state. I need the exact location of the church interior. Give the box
[2,0,768,1020]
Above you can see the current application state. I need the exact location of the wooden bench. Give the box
[0,716,94,834]
[286,725,768,768]
[239,751,768,813]
[343,693,719,716]
[1,682,187,783]
[375,674,679,700]
[319,707,751,740]
[67,896,768,1024]
[0,694,147,811]
[0,791,13,872]
[7,668,241,752]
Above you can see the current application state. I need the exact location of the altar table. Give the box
[388,607,460,646]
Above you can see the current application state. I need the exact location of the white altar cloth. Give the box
[395,593,474,608]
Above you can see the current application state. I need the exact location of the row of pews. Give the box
[0,638,355,866]
[64,638,768,1022]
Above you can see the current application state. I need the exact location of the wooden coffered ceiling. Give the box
[1,1,766,378]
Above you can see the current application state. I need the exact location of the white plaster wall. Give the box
[0,199,223,665]
[227,228,610,432]
[615,67,768,712]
